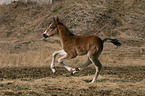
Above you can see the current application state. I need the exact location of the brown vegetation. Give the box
[0,0,145,95]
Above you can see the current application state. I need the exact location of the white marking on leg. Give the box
[50,50,66,73]
[59,62,73,72]
[57,52,74,72]
[89,57,102,83]
[90,67,99,83]
[51,50,74,72]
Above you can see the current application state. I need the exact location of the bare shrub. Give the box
[18,0,52,4]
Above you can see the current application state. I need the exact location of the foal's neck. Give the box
[57,25,73,48]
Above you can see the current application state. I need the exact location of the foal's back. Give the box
[64,35,103,56]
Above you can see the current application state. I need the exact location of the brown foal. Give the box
[42,17,121,83]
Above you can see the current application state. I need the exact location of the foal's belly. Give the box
[76,48,88,56]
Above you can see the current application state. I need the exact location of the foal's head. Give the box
[42,17,60,39]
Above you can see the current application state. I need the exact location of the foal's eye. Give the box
[50,26,55,30]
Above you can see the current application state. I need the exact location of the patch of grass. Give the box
[1,73,144,95]
[4,91,15,95]
[52,6,63,13]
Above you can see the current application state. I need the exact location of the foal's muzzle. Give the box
[43,33,48,39]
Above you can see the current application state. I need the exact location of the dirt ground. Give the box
[0,66,145,95]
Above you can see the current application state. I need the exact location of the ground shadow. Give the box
[0,66,144,82]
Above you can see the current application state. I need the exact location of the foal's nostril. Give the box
[42,34,45,37]
[43,34,48,38]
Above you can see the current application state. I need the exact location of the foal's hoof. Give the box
[71,71,77,75]
[89,80,96,84]
[89,81,94,84]
[71,68,79,75]
[51,69,56,73]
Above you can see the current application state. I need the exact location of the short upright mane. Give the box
[58,22,75,36]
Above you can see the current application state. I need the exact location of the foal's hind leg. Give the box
[89,55,102,83]
[72,58,92,74]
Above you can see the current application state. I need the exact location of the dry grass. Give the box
[0,0,145,95]
[0,68,145,95]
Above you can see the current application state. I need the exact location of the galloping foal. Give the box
[42,17,121,83]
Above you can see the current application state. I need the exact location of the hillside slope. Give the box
[0,0,144,66]
[0,0,145,39]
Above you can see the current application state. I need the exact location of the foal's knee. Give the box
[52,52,58,57]
[98,64,102,70]
[58,58,63,64]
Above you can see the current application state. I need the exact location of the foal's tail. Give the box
[103,38,121,47]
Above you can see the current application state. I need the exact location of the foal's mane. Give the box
[58,22,75,36]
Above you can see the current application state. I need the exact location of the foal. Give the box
[43,17,121,83]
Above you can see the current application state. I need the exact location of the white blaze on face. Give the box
[43,23,52,36]
[43,30,48,35]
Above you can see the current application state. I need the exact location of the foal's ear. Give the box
[56,17,59,22]
[53,17,55,21]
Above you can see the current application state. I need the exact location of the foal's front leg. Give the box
[58,53,75,72]
[51,50,67,73]
[51,50,74,73]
